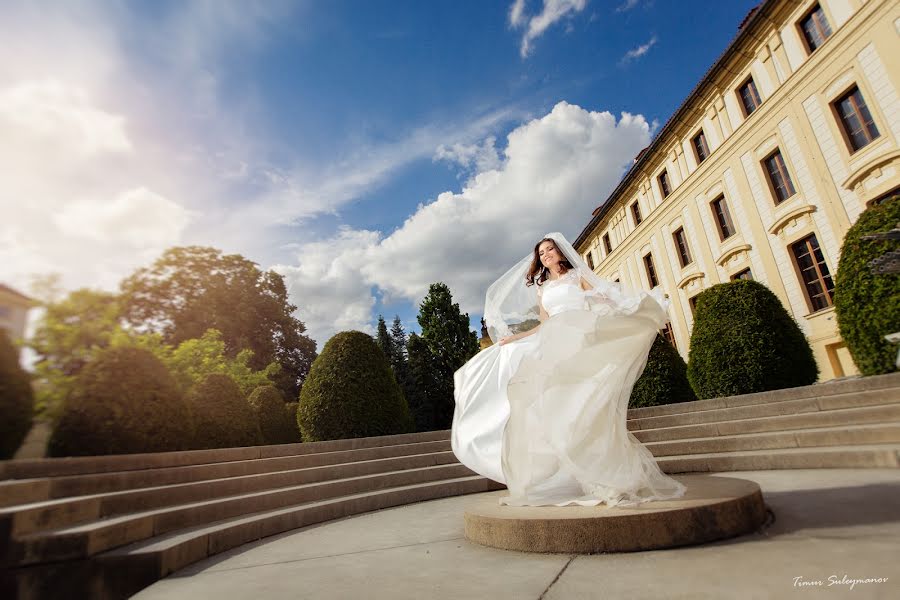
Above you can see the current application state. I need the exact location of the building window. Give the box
[0,307,10,319]
[798,3,832,54]
[658,170,672,198]
[711,195,736,241]
[631,201,643,226]
[692,130,710,164]
[586,250,595,270]
[833,86,880,153]
[643,253,659,288]
[738,77,762,117]
[614,278,620,283]
[731,268,753,281]
[763,149,796,204]
[790,234,834,312]
[688,295,699,315]
[661,323,676,349]
[673,227,693,267]
[603,233,612,254]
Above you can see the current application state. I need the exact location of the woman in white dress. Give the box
[451,232,687,507]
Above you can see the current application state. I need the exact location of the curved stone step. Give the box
[658,444,900,472]
[0,439,452,508]
[4,463,475,567]
[1,450,460,538]
[632,403,900,442]
[627,388,899,431]
[646,423,900,456]
[626,372,900,420]
[0,429,452,481]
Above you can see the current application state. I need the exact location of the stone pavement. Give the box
[134,469,900,600]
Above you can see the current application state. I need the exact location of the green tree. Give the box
[298,331,413,441]
[119,246,316,399]
[0,330,33,459]
[834,194,900,375]
[187,373,263,449]
[629,334,697,408]
[47,346,192,456]
[405,332,436,431]
[375,315,393,362]
[687,280,818,398]
[248,385,300,445]
[416,283,479,430]
[29,289,122,417]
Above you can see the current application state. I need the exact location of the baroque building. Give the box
[575,0,899,381]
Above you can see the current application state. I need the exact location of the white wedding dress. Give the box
[451,267,687,507]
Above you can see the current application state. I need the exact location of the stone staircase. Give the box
[2,372,899,599]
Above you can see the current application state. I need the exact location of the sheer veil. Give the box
[483,231,670,343]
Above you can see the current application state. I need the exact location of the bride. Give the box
[451,232,687,507]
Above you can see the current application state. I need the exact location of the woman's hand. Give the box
[499,335,515,346]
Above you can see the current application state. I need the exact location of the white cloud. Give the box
[434,136,503,179]
[621,35,658,64]
[279,102,652,347]
[615,0,641,13]
[509,0,527,27]
[509,0,588,58]
[54,187,193,247]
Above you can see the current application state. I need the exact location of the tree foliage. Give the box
[119,246,316,398]
[834,194,900,375]
[47,346,192,456]
[415,283,479,430]
[687,280,818,398]
[187,373,263,449]
[248,385,300,445]
[405,332,437,431]
[0,330,33,459]
[629,334,697,408]
[298,331,413,441]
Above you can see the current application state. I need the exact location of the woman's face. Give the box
[538,240,562,268]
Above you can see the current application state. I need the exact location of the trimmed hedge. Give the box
[284,402,301,442]
[248,385,300,445]
[48,346,192,456]
[834,194,900,375]
[0,330,33,459]
[187,373,263,449]
[687,280,818,399]
[629,334,697,408]
[298,331,414,442]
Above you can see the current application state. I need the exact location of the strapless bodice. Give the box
[540,271,588,317]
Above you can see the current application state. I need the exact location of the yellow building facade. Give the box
[575,0,899,381]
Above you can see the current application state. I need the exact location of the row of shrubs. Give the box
[629,194,898,408]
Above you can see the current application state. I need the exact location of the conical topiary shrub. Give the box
[629,334,697,408]
[298,331,414,442]
[687,280,818,399]
[834,194,900,375]
[284,401,301,442]
[248,385,300,445]
[48,346,192,456]
[0,330,33,459]
[187,373,263,449]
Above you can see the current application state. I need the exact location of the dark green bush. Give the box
[687,280,818,398]
[48,346,192,456]
[248,385,300,444]
[0,330,33,459]
[187,373,262,449]
[298,331,414,441]
[834,194,900,375]
[629,334,697,408]
[284,402,301,442]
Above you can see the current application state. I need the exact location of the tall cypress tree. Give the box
[406,332,435,432]
[417,283,479,429]
[375,315,393,362]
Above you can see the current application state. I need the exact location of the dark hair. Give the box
[525,238,573,287]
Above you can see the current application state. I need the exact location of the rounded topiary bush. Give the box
[48,346,192,456]
[0,329,33,459]
[629,334,697,408]
[187,373,262,449]
[834,194,900,376]
[687,280,818,399]
[298,331,414,442]
[248,385,300,445]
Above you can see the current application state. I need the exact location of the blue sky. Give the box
[0,0,758,348]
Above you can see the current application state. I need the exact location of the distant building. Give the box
[576,0,899,381]
[0,284,34,352]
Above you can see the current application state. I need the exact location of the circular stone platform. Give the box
[464,474,767,553]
